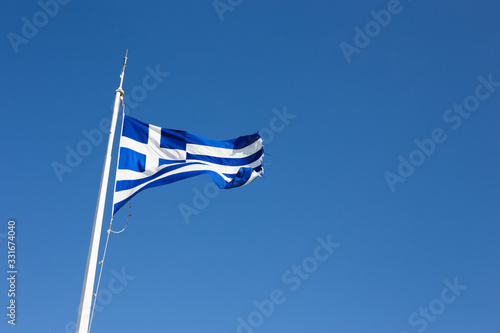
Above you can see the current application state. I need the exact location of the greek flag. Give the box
[112,115,264,214]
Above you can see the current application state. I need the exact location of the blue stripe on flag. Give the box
[114,169,208,214]
[253,165,263,173]
[223,165,263,179]
[115,162,197,192]
[113,166,257,214]
[186,132,261,149]
[159,158,186,166]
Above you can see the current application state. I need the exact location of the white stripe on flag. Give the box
[113,162,246,204]
[115,158,263,182]
[186,140,262,158]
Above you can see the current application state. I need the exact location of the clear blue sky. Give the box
[1,1,499,332]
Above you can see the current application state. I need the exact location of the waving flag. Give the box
[112,115,263,214]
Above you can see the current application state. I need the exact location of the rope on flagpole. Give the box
[87,89,131,333]
[87,208,132,329]
[109,97,132,236]
[109,202,132,234]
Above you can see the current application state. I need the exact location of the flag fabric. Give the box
[112,115,264,214]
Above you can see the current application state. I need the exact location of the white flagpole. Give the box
[75,51,128,333]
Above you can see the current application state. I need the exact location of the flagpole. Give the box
[75,51,128,333]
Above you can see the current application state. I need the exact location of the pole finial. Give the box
[118,49,128,90]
